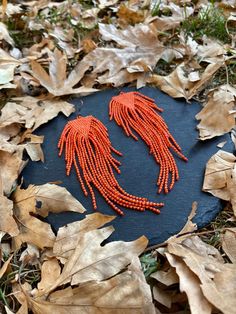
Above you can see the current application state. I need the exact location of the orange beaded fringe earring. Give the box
[109,91,188,194]
[58,115,163,216]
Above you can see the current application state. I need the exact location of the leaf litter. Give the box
[0,0,236,313]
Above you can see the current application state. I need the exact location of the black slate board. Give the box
[22,87,234,245]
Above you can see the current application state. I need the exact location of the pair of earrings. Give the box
[58,91,187,216]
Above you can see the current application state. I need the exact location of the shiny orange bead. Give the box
[109,91,188,194]
[58,115,163,215]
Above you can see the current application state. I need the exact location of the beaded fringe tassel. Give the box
[109,92,188,194]
[58,115,163,215]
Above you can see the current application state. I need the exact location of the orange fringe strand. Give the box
[109,92,188,194]
[58,115,163,215]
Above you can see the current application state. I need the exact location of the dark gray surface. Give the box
[22,87,234,245]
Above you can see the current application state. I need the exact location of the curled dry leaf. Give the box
[98,0,119,9]
[22,134,44,162]
[203,150,236,216]
[177,236,224,263]
[81,38,97,54]
[15,213,153,313]
[31,48,97,96]
[42,227,148,293]
[222,228,236,263]
[0,96,75,131]
[150,203,198,311]
[201,265,236,314]
[0,21,14,46]
[0,121,37,162]
[13,200,55,250]
[0,149,27,195]
[166,201,198,245]
[20,243,40,265]
[33,272,154,313]
[196,36,226,61]
[149,62,223,101]
[12,183,85,249]
[49,27,75,58]
[28,258,155,314]
[0,124,24,154]
[151,266,179,286]
[0,2,22,18]
[37,258,61,292]
[99,23,164,71]
[0,49,21,85]
[12,282,31,314]
[0,254,13,279]
[166,252,212,314]
[117,4,145,25]
[196,85,236,140]
[53,212,115,264]
[152,285,173,308]
[76,23,164,87]
[150,2,194,31]
[13,183,85,218]
[0,195,19,236]
[81,8,100,29]
[167,238,236,314]
[0,63,17,86]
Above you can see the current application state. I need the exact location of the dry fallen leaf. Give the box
[37,258,61,292]
[20,243,40,265]
[81,38,97,54]
[12,282,31,314]
[11,212,153,313]
[49,27,75,58]
[0,2,22,18]
[13,183,85,217]
[196,85,236,140]
[167,238,236,313]
[0,96,75,131]
[166,252,212,314]
[76,23,164,87]
[150,2,194,31]
[203,150,236,215]
[43,227,148,292]
[53,212,115,264]
[0,149,26,195]
[28,257,155,314]
[117,4,145,25]
[0,124,21,153]
[13,201,56,250]
[12,183,85,249]
[151,266,179,286]
[0,195,19,236]
[196,36,226,61]
[0,63,17,86]
[201,265,236,314]
[166,202,198,245]
[149,62,223,101]
[31,48,97,96]
[21,133,44,162]
[222,228,236,263]
[0,21,14,46]
[0,254,13,279]
[176,236,224,263]
[98,0,119,9]
[152,285,173,308]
